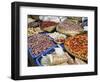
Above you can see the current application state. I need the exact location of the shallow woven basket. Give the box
[64,45,87,61]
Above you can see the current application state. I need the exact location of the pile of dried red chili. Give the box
[41,21,56,28]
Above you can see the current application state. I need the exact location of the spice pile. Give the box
[28,34,54,55]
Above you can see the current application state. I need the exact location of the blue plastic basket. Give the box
[35,56,43,66]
